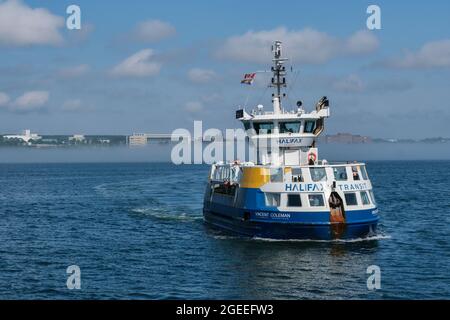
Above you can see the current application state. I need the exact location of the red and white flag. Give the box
[241,73,256,85]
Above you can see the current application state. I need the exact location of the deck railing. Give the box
[210,161,369,184]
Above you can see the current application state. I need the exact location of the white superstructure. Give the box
[236,41,330,166]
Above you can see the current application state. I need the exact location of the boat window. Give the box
[345,192,358,206]
[287,194,302,207]
[270,168,283,183]
[369,190,377,205]
[213,166,226,180]
[212,167,219,180]
[243,122,252,131]
[304,121,316,133]
[253,122,274,135]
[231,165,242,182]
[265,193,280,207]
[309,167,327,182]
[291,168,304,182]
[351,166,360,180]
[279,122,301,134]
[360,191,371,205]
[224,167,229,180]
[360,165,368,180]
[213,183,237,196]
[308,194,325,207]
[333,167,347,181]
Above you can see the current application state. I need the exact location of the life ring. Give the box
[308,152,317,162]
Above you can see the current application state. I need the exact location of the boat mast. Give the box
[270,41,288,114]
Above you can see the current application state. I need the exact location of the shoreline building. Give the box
[128,133,149,146]
[69,134,86,143]
[3,130,42,143]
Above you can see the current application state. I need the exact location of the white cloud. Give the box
[345,30,379,54]
[187,68,217,83]
[333,74,365,93]
[0,92,10,106]
[386,40,450,68]
[0,0,64,47]
[12,91,49,111]
[130,20,176,43]
[185,101,203,113]
[215,27,379,64]
[111,49,162,77]
[59,64,90,78]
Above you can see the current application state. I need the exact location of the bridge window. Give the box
[243,122,252,131]
[291,168,304,182]
[265,193,280,207]
[304,121,316,133]
[333,167,348,181]
[287,194,302,207]
[310,167,327,182]
[280,122,301,134]
[308,194,325,207]
[253,122,274,135]
[344,192,358,206]
[351,166,360,180]
[360,165,369,180]
[360,191,371,205]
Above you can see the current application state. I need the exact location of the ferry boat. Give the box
[203,41,379,240]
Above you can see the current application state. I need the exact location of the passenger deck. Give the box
[208,162,377,213]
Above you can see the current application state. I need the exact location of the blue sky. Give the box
[0,0,449,139]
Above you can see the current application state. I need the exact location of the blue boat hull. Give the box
[203,209,378,240]
[203,186,379,240]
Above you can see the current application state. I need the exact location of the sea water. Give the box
[0,161,449,299]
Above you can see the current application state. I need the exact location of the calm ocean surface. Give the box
[0,161,449,299]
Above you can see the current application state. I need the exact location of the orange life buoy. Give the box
[308,152,317,162]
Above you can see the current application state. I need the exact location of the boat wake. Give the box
[94,177,204,223]
[130,207,203,222]
[210,233,391,243]
[251,233,391,243]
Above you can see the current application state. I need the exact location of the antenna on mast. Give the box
[270,41,288,113]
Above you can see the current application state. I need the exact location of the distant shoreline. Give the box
[1,143,450,163]
[1,140,449,149]
[1,132,450,148]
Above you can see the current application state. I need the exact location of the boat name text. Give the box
[284,182,369,192]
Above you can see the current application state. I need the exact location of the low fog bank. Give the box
[319,143,450,161]
[0,143,449,163]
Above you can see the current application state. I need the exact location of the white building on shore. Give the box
[3,130,42,143]
[69,134,86,143]
[128,133,149,146]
